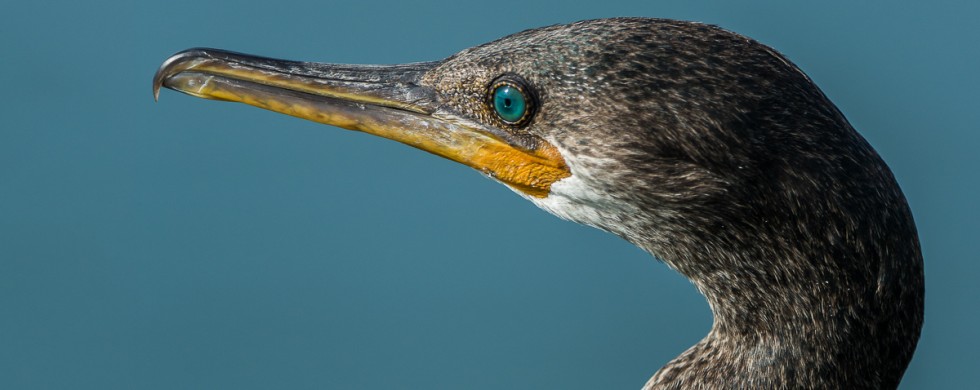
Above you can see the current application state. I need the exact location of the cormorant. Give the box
[153,18,924,389]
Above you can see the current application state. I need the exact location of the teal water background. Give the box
[2,1,977,388]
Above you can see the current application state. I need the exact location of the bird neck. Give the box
[644,243,883,389]
[630,195,923,389]
[534,137,922,388]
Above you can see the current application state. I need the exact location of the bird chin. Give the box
[522,154,643,240]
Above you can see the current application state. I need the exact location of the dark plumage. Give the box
[154,17,924,389]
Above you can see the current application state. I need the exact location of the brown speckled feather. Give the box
[426,18,923,388]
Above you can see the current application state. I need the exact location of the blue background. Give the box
[2,1,977,388]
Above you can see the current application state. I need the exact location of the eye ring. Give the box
[487,74,536,127]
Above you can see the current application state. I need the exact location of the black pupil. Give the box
[504,98,512,108]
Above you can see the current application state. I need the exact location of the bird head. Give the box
[153,18,903,286]
[154,18,924,386]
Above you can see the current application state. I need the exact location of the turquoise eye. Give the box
[492,84,528,124]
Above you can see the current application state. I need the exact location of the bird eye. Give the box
[489,76,535,126]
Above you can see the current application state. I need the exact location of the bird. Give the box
[153,17,923,389]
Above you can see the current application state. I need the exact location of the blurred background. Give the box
[1,1,976,388]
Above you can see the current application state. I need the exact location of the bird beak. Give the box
[153,48,569,197]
